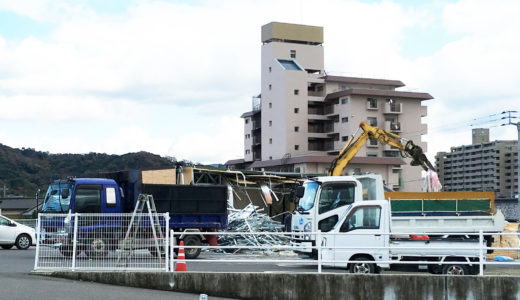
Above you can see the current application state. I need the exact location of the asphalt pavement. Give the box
[0,247,235,300]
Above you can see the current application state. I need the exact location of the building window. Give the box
[245,149,250,154]
[269,84,272,90]
[245,118,249,124]
[367,153,378,157]
[295,145,299,150]
[295,126,299,132]
[342,136,348,142]
[367,117,377,126]
[290,50,296,58]
[341,117,348,123]
[367,98,378,109]
[269,120,272,126]
[269,102,272,108]
[294,89,299,95]
[269,66,272,72]
[294,108,300,113]
[369,137,378,146]
[341,97,349,104]
[269,138,272,144]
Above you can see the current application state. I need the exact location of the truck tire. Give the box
[183,236,202,259]
[349,256,375,274]
[1,244,14,250]
[427,265,442,274]
[442,264,468,275]
[87,237,108,258]
[15,234,31,250]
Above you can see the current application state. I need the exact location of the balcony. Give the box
[384,121,401,133]
[384,102,403,114]
[366,101,379,110]
[308,139,334,152]
[308,91,325,97]
[420,105,427,117]
[252,96,261,112]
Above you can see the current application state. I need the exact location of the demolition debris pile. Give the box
[217,204,291,254]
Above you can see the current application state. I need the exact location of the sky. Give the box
[0,0,518,164]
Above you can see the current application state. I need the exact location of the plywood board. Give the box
[180,167,193,185]
[142,169,176,185]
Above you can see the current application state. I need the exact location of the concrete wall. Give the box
[44,271,520,300]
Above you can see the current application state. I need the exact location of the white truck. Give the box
[291,174,505,257]
[320,200,486,275]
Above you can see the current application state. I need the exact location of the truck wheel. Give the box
[87,238,108,258]
[349,257,375,274]
[442,264,468,275]
[1,244,14,250]
[183,236,202,259]
[427,265,442,274]
[15,234,31,250]
[59,244,80,257]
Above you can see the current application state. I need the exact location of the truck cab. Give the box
[291,174,384,255]
[41,178,123,214]
[321,200,483,275]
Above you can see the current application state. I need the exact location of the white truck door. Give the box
[333,205,385,267]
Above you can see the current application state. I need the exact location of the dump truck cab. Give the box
[42,178,123,214]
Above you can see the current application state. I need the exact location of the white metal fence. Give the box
[169,230,520,276]
[34,213,169,271]
[33,216,520,275]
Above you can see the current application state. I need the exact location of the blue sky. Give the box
[0,0,518,164]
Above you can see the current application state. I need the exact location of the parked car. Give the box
[0,215,36,250]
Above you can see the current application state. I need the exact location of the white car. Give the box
[0,215,36,250]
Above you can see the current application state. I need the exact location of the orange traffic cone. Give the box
[175,240,187,272]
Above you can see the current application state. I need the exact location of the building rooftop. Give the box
[325,88,433,101]
[262,22,323,45]
[322,75,405,88]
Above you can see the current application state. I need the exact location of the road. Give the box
[0,247,234,300]
[3,247,520,300]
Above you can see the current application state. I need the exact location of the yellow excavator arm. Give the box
[328,122,434,176]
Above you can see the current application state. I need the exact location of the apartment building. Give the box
[435,128,519,199]
[227,22,433,191]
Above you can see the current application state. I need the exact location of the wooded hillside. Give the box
[0,144,175,197]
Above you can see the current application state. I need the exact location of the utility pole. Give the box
[501,110,519,203]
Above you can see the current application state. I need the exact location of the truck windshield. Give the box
[298,182,319,211]
[318,182,356,214]
[41,183,74,212]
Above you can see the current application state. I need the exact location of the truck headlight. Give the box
[303,222,312,240]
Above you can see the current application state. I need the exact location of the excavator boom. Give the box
[328,122,433,176]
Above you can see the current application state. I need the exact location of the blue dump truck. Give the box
[40,170,228,259]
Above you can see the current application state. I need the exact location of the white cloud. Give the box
[0,0,518,165]
[167,116,243,164]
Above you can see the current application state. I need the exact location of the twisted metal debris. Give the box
[216,204,291,254]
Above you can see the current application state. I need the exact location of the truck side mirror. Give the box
[61,188,70,199]
[295,186,305,198]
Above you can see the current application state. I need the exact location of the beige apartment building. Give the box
[435,128,519,199]
[227,22,433,191]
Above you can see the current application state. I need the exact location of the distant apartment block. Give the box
[435,128,519,199]
[226,22,433,191]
